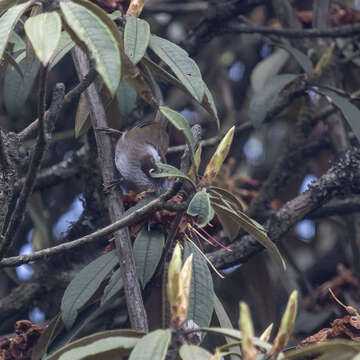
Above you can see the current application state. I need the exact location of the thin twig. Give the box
[0,66,48,259]
[17,67,96,142]
[0,185,180,268]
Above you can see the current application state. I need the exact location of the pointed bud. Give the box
[269,290,298,358]
[239,302,257,360]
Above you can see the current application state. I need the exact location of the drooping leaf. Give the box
[3,51,22,77]
[179,344,212,360]
[183,241,214,328]
[202,126,235,186]
[203,82,219,128]
[317,88,360,142]
[133,227,165,288]
[211,201,286,272]
[8,30,25,52]
[188,144,202,181]
[159,106,195,154]
[47,330,143,360]
[149,35,204,102]
[61,251,118,329]
[150,162,193,184]
[124,15,150,64]
[24,11,61,65]
[116,79,137,118]
[249,74,298,128]
[0,1,32,59]
[100,267,123,306]
[210,196,241,240]
[74,93,91,138]
[4,51,40,117]
[49,31,75,69]
[142,56,218,122]
[208,186,247,212]
[129,329,171,360]
[251,49,290,93]
[60,0,121,95]
[278,43,313,75]
[187,190,212,227]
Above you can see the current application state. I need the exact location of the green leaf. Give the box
[4,51,40,117]
[249,74,298,128]
[211,201,286,272]
[61,251,118,329]
[203,82,219,128]
[317,88,360,142]
[24,11,61,66]
[278,44,313,75]
[159,106,195,154]
[3,51,23,78]
[183,241,214,328]
[149,35,204,102]
[47,330,143,360]
[116,79,137,118]
[142,56,218,123]
[210,196,241,240]
[133,227,165,288]
[179,344,212,360]
[129,329,171,360]
[208,186,247,212]
[0,1,32,59]
[187,190,212,227]
[100,267,123,306]
[150,162,193,183]
[60,0,121,95]
[49,31,75,70]
[8,30,25,52]
[124,15,150,64]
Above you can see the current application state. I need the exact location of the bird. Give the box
[114,122,169,192]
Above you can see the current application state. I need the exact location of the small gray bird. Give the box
[114,122,169,192]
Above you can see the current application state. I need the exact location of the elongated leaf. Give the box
[150,162,193,183]
[278,44,313,75]
[124,15,150,64]
[250,74,298,128]
[8,30,25,52]
[203,82,219,128]
[61,251,118,329]
[143,56,218,122]
[210,197,240,240]
[49,31,75,69]
[4,51,40,117]
[133,227,165,288]
[0,2,32,59]
[159,106,195,154]
[187,190,212,227]
[317,88,360,142]
[208,186,247,212]
[100,267,123,306]
[180,344,212,360]
[211,202,286,272]
[3,51,23,77]
[48,330,143,360]
[116,79,137,118]
[183,241,214,328]
[129,329,171,360]
[60,0,121,95]
[24,11,61,65]
[149,35,204,102]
